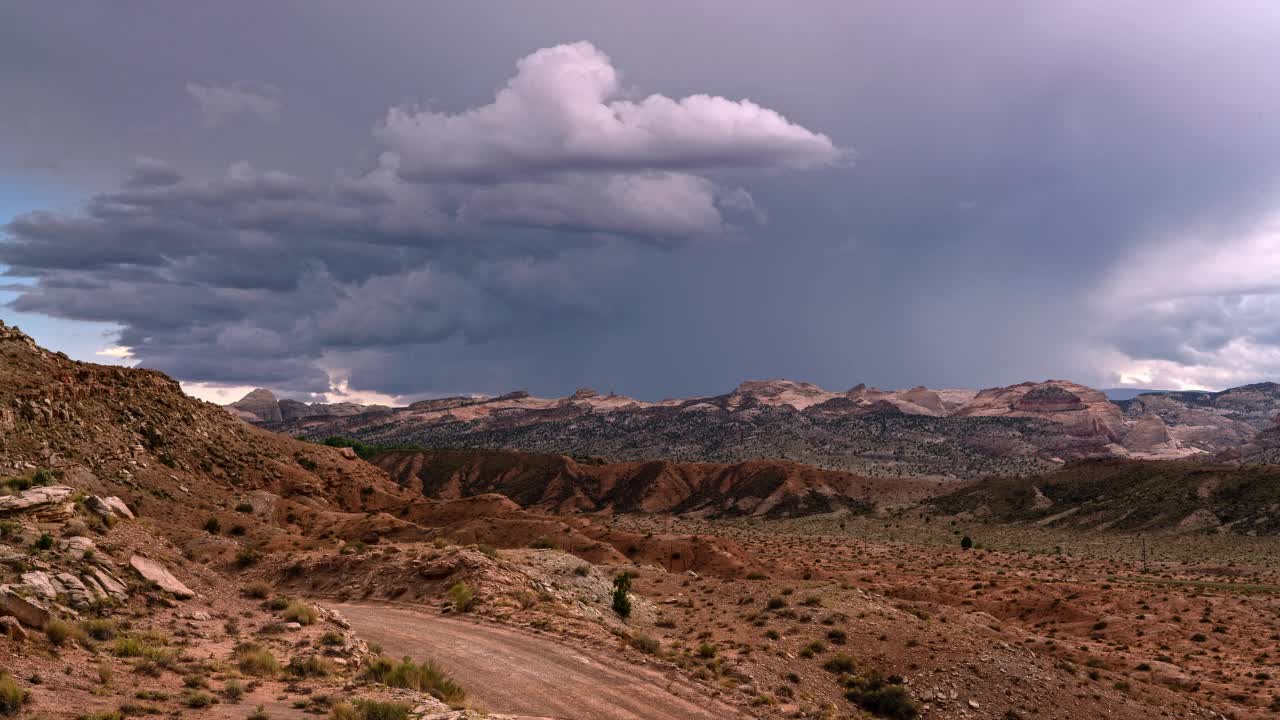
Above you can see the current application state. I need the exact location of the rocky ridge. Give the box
[249,378,1280,477]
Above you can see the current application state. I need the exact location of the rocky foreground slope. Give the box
[0,321,775,717]
[244,378,1280,477]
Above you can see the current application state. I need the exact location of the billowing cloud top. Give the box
[378,42,841,182]
[1,42,839,396]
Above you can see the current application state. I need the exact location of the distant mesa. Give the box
[230,376,1280,477]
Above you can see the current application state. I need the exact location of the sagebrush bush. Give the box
[287,654,337,678]
[361,656,464,703]
[448,582,473,613]
[82,618,117,641]
[243,581,272,599]
[823,654,856,674]
[234,642,279,677]
[0,672,27,714]
[354,700,411,720]
[44,619,77,647]
[282,602,317,625]
[630,634,660,654]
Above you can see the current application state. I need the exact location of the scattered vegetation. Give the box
[0,672,28,714]
[612,572,632,618]
[448,581,474,612]
[361,656,465,703]
[281,601,318,625]
[233,642,280,676]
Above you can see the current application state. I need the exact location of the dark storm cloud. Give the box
[5,2,1280,398]
[1,35,834,395]
[186,81,281,128]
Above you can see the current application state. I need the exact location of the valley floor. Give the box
[333,602,746,720]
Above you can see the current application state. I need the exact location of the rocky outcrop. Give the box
[0,485,74,514]
[0,586,53,628]
[954,380,1125,441]
[1123,413,1175,453]
[129,556,195,599]
[227,388,282,422]
[85,495,134,519]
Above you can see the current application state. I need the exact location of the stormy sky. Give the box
[5,2,1280,403]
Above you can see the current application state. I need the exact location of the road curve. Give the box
[331,602,748,720]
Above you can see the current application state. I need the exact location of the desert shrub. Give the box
[529,536,556,549]
[234,642,280,676]
[960,535,973,550]
[230,524,247,536]
[63,518,89,537]
[766,597,786,610]
[235,547,261,567]
[282,602,318,625]
[827,629,848,644]
[243,581,272,599]
[361,656,464,703]
[75,712,122,720]
[331,700,410,720]
[573,564,591,576]
[34,532,54,550]
[0,672,28,714]
[31,469,54,486]
[611,573,631,619]
[112,632,169,658]
[45,619,78,647]
[448,582,473,613]
[265,595,290,611]
[476,544,497,557]
[629,634,660,654]
[82,618,117,641]
[823,653,856,674]
[223,678,245,701]
[697,642,717,659]
[181,691,217,708]
[844,672,918,719]
[204,517,221,534]
[235,502,254,513]
[319,630,344,646]
[356,701,410,720]
[330,704,360,720]
[287,655,337,678]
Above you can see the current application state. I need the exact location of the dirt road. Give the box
[332,602,748,720]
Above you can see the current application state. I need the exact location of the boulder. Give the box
[129,555,195,599]
[0,485,74,514]
[0,615,26,642]
[338,446,358,460]
[87,567,128,601]
[0,586,53,628]
[85,495,134,520]
[19,571,57,601]
[55,572,94,610]
[59,535,96,560]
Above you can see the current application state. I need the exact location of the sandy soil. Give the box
[333,602,749,720]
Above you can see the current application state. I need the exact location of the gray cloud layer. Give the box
[5,3,1280,398]
[2,39,835,396]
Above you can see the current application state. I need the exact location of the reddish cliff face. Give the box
[371,448,958,518]
[954,380,1126,442]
